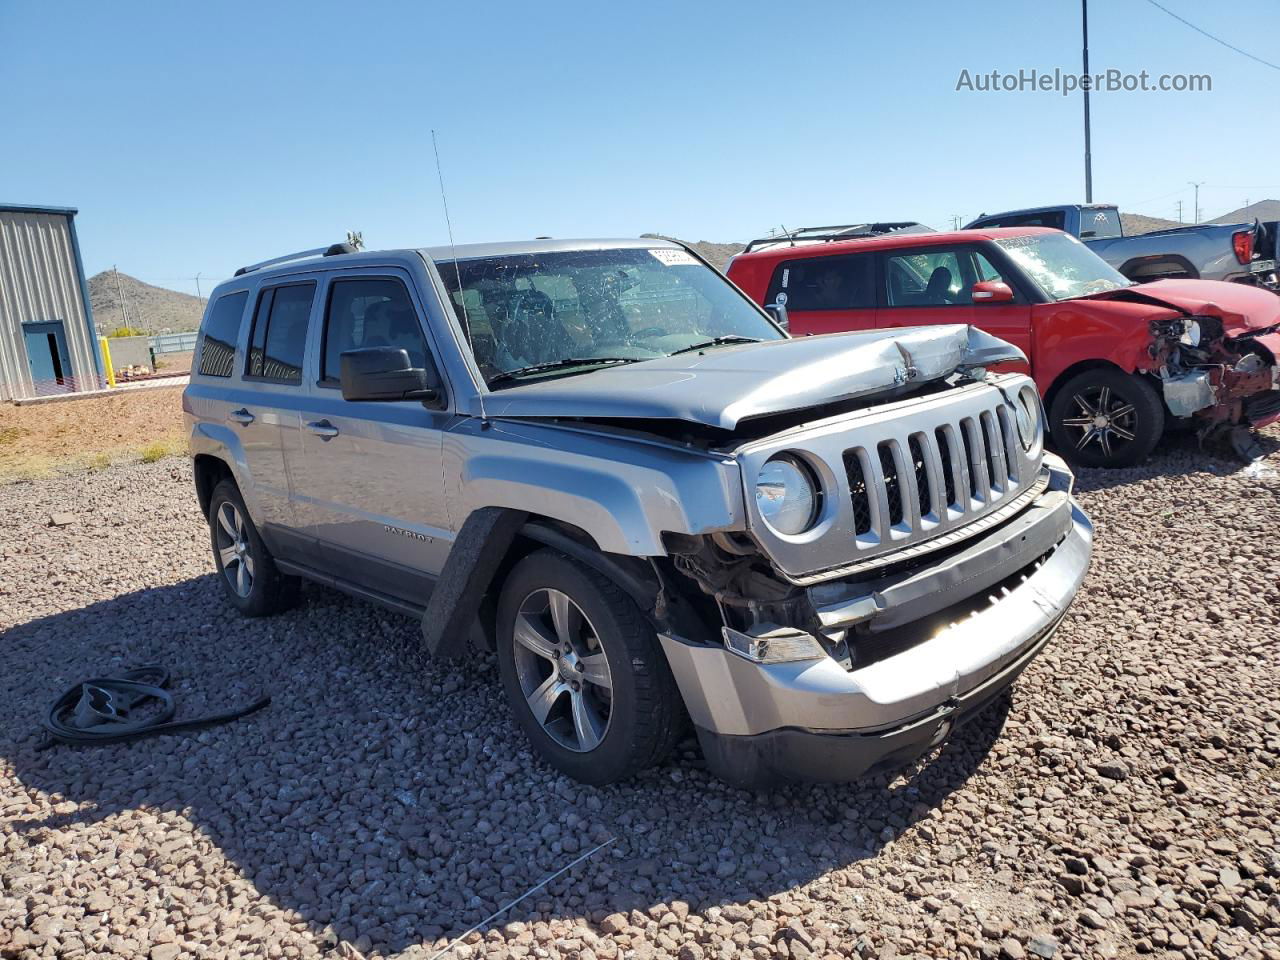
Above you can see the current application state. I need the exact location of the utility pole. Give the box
[1189,182,1203,224]
[194,273,204,305]
[951,215,962,230]
[112,266,129,329]
[1176,200,1184,223]
[1082,0,1093,203]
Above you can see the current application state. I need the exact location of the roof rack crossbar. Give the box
[234,242,360,277]
[742,222,927,254]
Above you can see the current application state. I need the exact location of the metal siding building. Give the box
[0,204,103,400]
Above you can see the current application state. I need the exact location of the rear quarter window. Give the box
[196,291,249,377]
[764,253,875,311]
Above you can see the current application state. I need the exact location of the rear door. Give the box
[876,244,1033,367]
[233,280,317,547]
[286,268,452,604]
[763,251,876,335]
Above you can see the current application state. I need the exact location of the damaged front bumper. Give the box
[659,463,1092,788]
[1160,330,1280,428]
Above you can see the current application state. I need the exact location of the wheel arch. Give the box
[194,454,235,517]
[420,508,674,660]
[1117,254,1198,282]
[1043,358,1133,417]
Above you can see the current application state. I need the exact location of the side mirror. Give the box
[971,280,1015,304]
[340,347,440,403]
[765,301,790,331]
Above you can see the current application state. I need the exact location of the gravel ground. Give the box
[2,431,1279,960]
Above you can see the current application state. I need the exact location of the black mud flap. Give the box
[421,508,528,659]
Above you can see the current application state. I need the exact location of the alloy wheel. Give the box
[214,501,255,598]
[1060,385,1138,460]
[511,588,613,753]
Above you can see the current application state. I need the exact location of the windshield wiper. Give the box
[668,335,762,356]
[487,357,639,385]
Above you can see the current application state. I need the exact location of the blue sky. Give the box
[5,0,1280,295]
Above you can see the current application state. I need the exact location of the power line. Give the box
[1142,0,1280,72]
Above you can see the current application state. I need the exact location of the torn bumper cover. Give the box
[659,487,1092,788]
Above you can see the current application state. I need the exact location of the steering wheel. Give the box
[628,326,666,339]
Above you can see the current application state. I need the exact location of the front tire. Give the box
[208,479,300,616]
[1048,369,1165,468]
[495,549,682,785]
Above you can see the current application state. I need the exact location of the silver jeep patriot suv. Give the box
[184,237,1092,788]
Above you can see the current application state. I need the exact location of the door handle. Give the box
[228,408,255,426]
[306,419,340,440]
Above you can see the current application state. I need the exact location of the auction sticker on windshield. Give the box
[650,249,699,266]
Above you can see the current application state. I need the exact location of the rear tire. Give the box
[495,549,682,785]
[208,479,300,616]
[1048,369,1165,468]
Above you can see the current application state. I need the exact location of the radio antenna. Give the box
[431,129,474,349]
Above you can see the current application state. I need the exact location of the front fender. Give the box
[444,418,745,556]
[1032,300,1174,391]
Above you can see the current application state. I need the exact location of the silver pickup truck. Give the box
[184,237,1092,788]
[967,203,1278,288]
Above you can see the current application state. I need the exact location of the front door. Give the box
[287,269,453,604]
[877,245,1033,372]
[23,320,73,394]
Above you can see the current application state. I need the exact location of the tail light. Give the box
[1233,228,1254,264]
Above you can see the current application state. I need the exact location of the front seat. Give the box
[924,267,953,304]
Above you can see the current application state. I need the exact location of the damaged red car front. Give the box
[1107,280,1280,437]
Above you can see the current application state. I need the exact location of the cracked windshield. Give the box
[435,247,784,386]
[996,231,1132,301]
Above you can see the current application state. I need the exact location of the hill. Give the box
[1209,200,1280,224]
[1119,212,1182,235]
[88,271,205,334]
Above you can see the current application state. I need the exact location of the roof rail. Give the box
[233,241,361,277]
[742,222,931,254]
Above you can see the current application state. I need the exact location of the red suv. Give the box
[727,225,1280,467]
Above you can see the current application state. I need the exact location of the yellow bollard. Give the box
[99,337,116,387]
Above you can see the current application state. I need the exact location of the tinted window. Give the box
[884,250,966,306]
[764,254,875,311]
[982,211,1066,231]
[1080,207,1122,239]
[197,291,248,377]
[322,278,429,383]
[246,282,315,383]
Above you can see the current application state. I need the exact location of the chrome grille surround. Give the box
[736,375,1044,584]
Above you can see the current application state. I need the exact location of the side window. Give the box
[973,252,1006,283]
[764,254,875,311]
[197,291,248,377]
[884,249,967,307]
[245,282,315,383]
[322,277,429,384]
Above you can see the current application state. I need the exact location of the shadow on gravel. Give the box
[3,574,1008,954]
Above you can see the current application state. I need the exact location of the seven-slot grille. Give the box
[739,378,1045,584]
[844,406,1022,545]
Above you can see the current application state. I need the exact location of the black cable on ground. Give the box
[39,666,270,748]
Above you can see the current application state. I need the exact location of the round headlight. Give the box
[1181,320,1201,347]
[755,456,819,535]
[1015,385,1042,451]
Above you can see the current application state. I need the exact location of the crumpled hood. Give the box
[482,325,1022,430]
[1083,279,1280,335]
